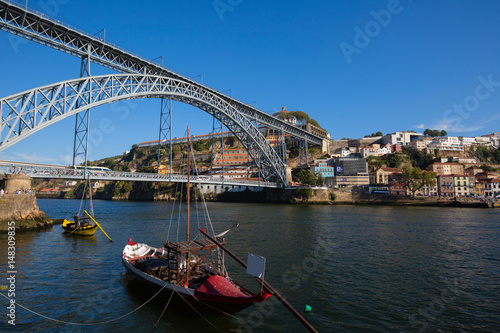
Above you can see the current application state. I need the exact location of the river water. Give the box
[1,199,499,332]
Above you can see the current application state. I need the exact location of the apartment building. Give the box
[428,162,464,176]
[408,139,426,151]
[484,178,500,198]
[452,175,470,197]
[370,167,400,185]
[437,175,454,197]
[310,160,335,178]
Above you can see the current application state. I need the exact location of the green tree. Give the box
[137,166,155,173]
[399,166,424,197]
[295,188,312,201]
[292,168,318,186]
[480,164,495,172]
[424,129,445,137]
[316,173,325,186]
[365,131,383,137]
[366,156,383,169]
[384,154,403,168]
[172,145,181,155]
[278,110,323,129]
[494,149,500,163]
[122,182,133,193]
[474,145,490,162]
[422,171,437,190]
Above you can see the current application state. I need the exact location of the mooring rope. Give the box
[172,288,224,333]
[149,288,175,332]
[0,281,168,326]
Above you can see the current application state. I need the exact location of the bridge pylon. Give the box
[298,140,310,167]
[158,97,172,180]
[72,47,92,170]
[210,114,225,180]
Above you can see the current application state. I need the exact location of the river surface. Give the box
[1,199,499,332]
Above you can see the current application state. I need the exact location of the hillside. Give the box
[35,134,324,201]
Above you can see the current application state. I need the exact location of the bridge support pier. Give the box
[298,140,309,167]
[158,97,172,180]
[211,114,224,179]
[72,49,92,169]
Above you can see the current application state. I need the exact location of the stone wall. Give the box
[2,174,31,193]
[0,194,52,232]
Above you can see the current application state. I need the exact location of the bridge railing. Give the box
[0,163,278,188]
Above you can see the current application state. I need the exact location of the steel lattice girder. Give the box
[0,74,287,183]
[0,0,323,146]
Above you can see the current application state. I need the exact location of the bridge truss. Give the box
[0,74,290,183]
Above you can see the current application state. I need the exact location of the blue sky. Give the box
[1,0,499,165]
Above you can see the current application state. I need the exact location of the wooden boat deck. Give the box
[164,237,226,253]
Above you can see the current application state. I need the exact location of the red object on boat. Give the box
[127,238,137,246]
[194,275,269,305]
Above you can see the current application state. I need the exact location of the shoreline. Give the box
[34,188,498,208]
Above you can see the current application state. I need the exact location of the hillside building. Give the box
[428,162,464,176]
[382,131,422,146]
[437,175,454,197]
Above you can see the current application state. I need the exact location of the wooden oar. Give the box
[84,210,113,242]
[199,228,318,333]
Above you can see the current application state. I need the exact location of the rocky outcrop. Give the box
[0,194,54,233]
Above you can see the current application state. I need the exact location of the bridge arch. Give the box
[0,74,287,183]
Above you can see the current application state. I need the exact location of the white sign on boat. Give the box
[246,253,266,279]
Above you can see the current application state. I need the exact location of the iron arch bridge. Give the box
[0,0,326,185]
[0,74,289,183]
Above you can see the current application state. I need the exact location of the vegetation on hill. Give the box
[364,131,383,138]
[292,168,324,186]
[479,165,499,172]
[424,129,447,137]
[471,145,500,163]
[367,154,404,170]
[277,110,324,130]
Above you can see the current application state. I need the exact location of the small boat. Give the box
[122,237,270,313]
[62,172,112,241]
[122,127,270,314]
[62,217,98,236]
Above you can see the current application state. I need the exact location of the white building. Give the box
[475,136,491,145]
[333,147,357,158]
[427,137,463,151]
[383,131,423,146]
[461,137,476,146]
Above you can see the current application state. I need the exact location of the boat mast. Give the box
[186,126,190,242]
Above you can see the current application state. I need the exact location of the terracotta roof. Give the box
[380,167,400,172]
[431,162,462,166]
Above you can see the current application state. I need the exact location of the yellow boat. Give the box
[62,218,98,236]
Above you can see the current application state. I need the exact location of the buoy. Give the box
[304,304,312,312]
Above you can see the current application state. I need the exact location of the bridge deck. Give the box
[0,162,279,188]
